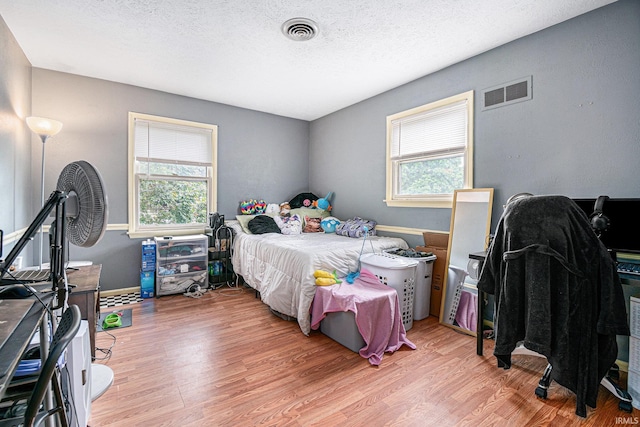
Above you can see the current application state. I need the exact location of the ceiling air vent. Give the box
[482,76,532,110]
[282,18,318,42]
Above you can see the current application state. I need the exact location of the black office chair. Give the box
[478,195,632,417]
[0,304,81,427]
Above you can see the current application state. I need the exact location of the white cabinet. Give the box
[628,295,640,409]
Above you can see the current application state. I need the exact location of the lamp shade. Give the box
[26,116,63,139]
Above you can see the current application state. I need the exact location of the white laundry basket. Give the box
[442,265,469,325]
[360,253,418,331]
[385,249,437,321]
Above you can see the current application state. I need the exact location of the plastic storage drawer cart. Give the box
[155,235,208,297]
[628,295,640,409]
[360,253,418,331]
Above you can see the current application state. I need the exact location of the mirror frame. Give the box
[439,188,494,336]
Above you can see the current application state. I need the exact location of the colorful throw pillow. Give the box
[335,217,377,238]
[239,199,256,214]
[303,216,323,233]
[253,199,266,214]
[274,214,303,235]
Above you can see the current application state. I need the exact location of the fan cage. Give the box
[56,161,108,247]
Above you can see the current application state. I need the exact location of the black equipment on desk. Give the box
[574,197,640,279]
[574,197,640,255]
[0,284,37,299]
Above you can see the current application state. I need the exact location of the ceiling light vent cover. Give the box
[282,18,318,41]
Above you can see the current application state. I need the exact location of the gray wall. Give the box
[3,0,639,337]
[309,0,640,248]
[0,15,32,263]
[308,0,640,362]
[30,69,309,290]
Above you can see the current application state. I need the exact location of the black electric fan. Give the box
[56,160,108,248]
[0,160,108,306]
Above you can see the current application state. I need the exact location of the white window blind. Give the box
[128,112,218,237]
[391,100,468,159]
[385,90,474,208]
[134,119,212,166]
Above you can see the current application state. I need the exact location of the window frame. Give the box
[127,112,218,238]
[385,90,474,208]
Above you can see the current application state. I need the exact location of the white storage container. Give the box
[627,368,640,410]
[360,253,418,331]
[630,295,640,409]
[630,295,640,336]
[385,250,436,321]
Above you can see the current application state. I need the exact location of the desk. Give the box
[0,289,54,399]
[67,265,102,359]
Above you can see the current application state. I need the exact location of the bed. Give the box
[228,219,408,335]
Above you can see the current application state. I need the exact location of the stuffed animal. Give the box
[280,202,291,217]
[239,199,256,215]
[274,214,302,235]
[315,192,334,212]
[321,217,340,233]
[314,270,342,286]
[303,216,323,233]
[254,199,266,214]
[265,203,279,215]
[289,192,318,209]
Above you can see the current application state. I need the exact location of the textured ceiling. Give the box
[0,0,616,120]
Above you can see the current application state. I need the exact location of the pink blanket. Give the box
[454,289,477,332]
[310,269,416,365]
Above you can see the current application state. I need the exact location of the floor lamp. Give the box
[26,116,63,270]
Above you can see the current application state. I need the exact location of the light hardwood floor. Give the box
[88,287,636,426]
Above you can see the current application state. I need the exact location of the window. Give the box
[385,90,474,208]
[128,112,217,237]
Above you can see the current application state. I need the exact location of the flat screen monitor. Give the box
[573,198,640,255]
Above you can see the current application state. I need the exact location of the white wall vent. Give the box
[482,76,532,110]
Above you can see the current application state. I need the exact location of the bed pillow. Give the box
[235,215,256,233]
[274,214,303,235]
[289,207,330,224]
[335,217,377,238]
[303,216,323,233]
[248,215,281,234]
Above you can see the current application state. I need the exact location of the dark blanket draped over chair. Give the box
[478,195,630,417]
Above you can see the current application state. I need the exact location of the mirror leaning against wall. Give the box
[439,188,494,336]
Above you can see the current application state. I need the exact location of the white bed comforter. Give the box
[228,221,408,334]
